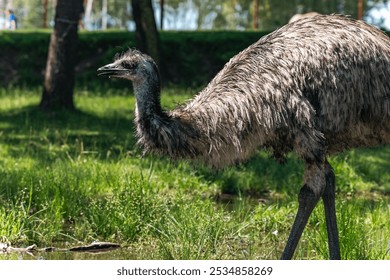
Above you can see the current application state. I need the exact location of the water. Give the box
[0,241,142,260]
[0,247,138,260]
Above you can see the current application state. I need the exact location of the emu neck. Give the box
[132,72,201,161]
[133,74,163,118]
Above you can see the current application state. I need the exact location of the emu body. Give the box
[98,15,390,259]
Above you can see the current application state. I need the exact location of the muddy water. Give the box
[1,247,139,260]
[0,241,143,260]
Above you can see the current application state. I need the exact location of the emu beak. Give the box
[97,63,127,78]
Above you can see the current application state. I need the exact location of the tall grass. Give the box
[0,87,389,259]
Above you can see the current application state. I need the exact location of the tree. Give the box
[160,0,164,29]
[42,0,48,28]
[40,0,84,111]
[358,0,363,19]
[253,0,259,29]
[131,0,161,68]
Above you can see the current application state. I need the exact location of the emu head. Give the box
[97,49,159,84]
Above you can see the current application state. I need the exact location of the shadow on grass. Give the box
[0,105,137,162]
[332,147,390,195]
[199,147,390,202]
[195,153,304,200]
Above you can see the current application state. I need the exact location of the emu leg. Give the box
[322,161,341,259]
[280,184,320,259]
[281,163,324,260]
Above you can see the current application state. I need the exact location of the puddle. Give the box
[0,247,139,260]
[0,242,141,260]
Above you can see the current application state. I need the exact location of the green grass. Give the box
[0,87,389,260]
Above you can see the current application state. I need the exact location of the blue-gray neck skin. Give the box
[132,62,163,119]
[132,61,200,160]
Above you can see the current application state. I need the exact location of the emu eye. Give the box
[121,61,134,69]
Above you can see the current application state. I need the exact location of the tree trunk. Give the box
[253,0,259,29]
[40,0,84,111]
[357,0,363,20]
[85,0,93,28]
[131,0,161,69]
[102,0,108,30]
[42,0,48,28]
[160,0,164,30]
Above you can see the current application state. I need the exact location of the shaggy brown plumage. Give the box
[98,14,390,259]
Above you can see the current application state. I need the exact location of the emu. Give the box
[97,14,390,259]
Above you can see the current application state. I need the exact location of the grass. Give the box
[0,87,389,260]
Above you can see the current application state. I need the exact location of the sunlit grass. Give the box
[0,87,389,260]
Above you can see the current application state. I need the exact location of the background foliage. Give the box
[0,30,272,88]
[2,0,390,31]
